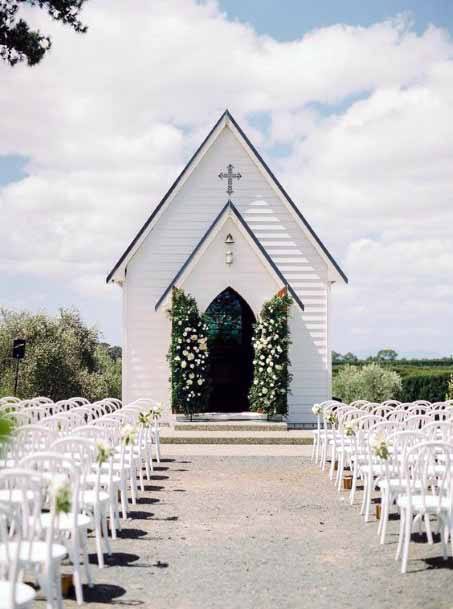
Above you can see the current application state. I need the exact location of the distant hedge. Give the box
[399,371,451,403]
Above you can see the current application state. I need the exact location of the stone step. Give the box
[160,430,313,445]
[174,422,288,432]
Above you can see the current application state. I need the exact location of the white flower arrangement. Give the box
[152,403,163,417]
[326,412,337,427]
[138,411,152,427]
[51,480,72,514]
[312,403,323,416]
[96,440,113,465]
[343,422,356,437]
[121,424,137,446]
[371,433,390,460]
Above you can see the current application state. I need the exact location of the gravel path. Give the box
[38,448,453,609]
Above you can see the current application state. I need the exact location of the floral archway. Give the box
[168,287,293,417]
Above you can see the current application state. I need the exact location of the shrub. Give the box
[333,363,402,403]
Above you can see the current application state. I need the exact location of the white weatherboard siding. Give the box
[113,115,344,423]
[176,217,281,316]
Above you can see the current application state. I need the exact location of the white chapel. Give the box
[107,110,347,424]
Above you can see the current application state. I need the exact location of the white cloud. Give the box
[0,0,452,354]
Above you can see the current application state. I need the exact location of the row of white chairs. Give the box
[312,400,453,573]
[0,395,163,608]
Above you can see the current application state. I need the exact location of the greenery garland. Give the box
[248,293,293,417]
[167,288,210,417]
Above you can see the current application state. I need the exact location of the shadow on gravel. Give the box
[116,528,148,540]
[151,515,178,522]
[89,552,140,567]
[151,560,169,569]
[126,511,154,520]
[412,532,441,544]
[424,556,453,570]
[68,583,127,604]
[135,497,160,505]
[159,459,175,463]
[147,475,169,481]
[142,485,164,492]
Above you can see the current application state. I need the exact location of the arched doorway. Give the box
[205,287,255,412]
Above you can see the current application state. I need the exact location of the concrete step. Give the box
[160,430,313,445]
[174,422,288,432]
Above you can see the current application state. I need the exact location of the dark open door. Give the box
[205,287,255,412]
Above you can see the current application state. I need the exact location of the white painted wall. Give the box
[178,217,281,316]
[121,123,332,423]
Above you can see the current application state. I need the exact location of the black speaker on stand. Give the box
[12,339,26,396]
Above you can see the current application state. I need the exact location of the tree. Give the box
[332,351,342,364]
[0,307,121,400]
[1,0,87,67]
[333,363,402,403]
[342,352,358,364]
[376,349,398,362]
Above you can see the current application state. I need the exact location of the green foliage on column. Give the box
[248,293,293,417]
[167,288,210,416]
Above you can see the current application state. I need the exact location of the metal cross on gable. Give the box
[218,163,242,195]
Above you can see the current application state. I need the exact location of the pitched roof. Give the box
[154,200,304,312]
[107,109,347,284]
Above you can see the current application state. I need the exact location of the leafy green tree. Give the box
[1,0,88,66]
[343,352,358,364]
[333,363,402,403]
[332,351,342,364]
[0,308,121,401]
[376,349,398,362]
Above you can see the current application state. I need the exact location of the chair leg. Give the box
[363,475,373,522]
[350,462,358,505]
[329,446,336,481]
[102,509,112,556]
[81,531,93,588]
[155,434,161,463]
[395,509,405,561]
[379,491,391,545]
[130,466,137,504]
[55,563,64,609]
[71,534,84,605]
[138,458,145,492]
[360,477,367,515]
[94,506,104,569]
[440,517,448,560]
[120,476,128,518]
[401,510,412,574]
[425,514,433,544]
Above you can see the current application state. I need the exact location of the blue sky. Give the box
[217,0,453,38]
[1,0,453,357]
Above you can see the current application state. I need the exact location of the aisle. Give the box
[42,448,453,609]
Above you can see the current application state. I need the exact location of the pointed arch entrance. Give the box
[205,287,255,412]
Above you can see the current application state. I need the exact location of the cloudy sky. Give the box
[1,0,453,357]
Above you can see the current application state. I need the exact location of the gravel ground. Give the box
[37,448,453,609]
